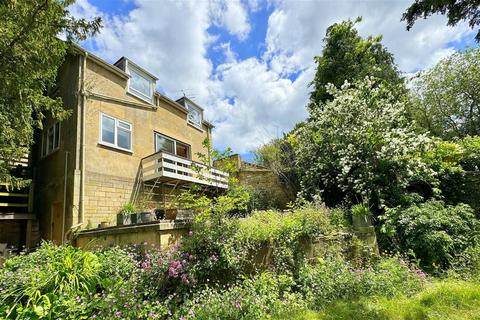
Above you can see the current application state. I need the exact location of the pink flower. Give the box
[141,260,151,269]
[181,273,190,285]
[168,260,183,277]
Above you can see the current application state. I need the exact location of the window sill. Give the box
[98,142,133,154]
[127,89,154,105]
[187,122,204,132]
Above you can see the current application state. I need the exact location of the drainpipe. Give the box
[68,52,87,237]
[62,151,69,244]
[80,52,87,227]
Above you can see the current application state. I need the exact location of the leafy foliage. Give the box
[297,255,424,309]
[460,135,480,171]
[177,273,305,320]
[409,48,480,139]
[296,78,434,210]
[380,200,480,271]
[309,17,403,108]
[0,0,101,188]
[0,242,135,319]
[402,0,480,42]
[255,136,300,197]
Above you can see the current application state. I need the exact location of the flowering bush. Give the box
[176,272,306,320]
[294,78,435,210]
[297,255,424,309]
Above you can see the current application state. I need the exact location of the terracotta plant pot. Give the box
[165,209,177,220]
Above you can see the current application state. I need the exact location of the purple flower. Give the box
[168,260,183,277]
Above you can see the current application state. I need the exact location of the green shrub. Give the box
[118,201,137,215]
[351,204,372,217]
[0,243,136,319]
[176,272,306,320]
[380,200,480,271]
[297,255,424,310]
[460,136,480,171]
[450,245,480,281]
[175,205,344,290]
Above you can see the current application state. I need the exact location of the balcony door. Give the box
[155,133,190,159]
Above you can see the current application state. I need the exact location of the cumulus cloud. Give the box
[70,0,475,154]
[210,0,251,40]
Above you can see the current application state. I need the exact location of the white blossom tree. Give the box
[294,78,436,209]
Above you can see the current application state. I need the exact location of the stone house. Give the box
[1,44,228,249]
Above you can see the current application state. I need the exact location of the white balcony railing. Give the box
[141,152,229,189]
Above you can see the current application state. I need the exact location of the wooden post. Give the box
[26,219,32,250]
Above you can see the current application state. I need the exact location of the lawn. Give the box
[288,280,480,320]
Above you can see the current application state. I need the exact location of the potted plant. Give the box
[117,202,137,226]
[137,200,156,223]
[351,203,373,228]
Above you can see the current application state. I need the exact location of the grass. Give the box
[282,280,480,320]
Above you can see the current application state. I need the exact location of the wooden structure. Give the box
[138,151,228,212]
[141,151,229,188]
[0,156,36,250]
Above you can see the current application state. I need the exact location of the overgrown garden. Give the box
[1,1,480,319]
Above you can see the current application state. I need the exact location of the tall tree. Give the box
[409,48,480,139]
[403,0,480,42]
[0,0,101,188]
[309,17,403,110]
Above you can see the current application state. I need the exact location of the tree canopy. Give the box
[308,17,403,110]
[409,47,480,139]
[0,0,101,188]
[403,0,480,42]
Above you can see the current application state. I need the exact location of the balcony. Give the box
[141,152,229,189]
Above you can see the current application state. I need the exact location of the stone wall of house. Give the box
[84,171,137,228]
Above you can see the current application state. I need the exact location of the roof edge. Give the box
[71,43,130,80]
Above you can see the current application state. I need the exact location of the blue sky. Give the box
[71,0,477,161]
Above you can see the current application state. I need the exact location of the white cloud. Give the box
[210,0,251,40]
[73,0,214,100]
[70,0,475,154]
[265,0,473,73]
[206,58,312,152]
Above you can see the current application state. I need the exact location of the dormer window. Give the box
[187,102,202,128]
[122,59,156,104]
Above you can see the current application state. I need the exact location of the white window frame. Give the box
[186,102,203,129]
[99,113,133,152]
[42,122,60,158]
[126,61,154,104]
[154,132,190,159]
